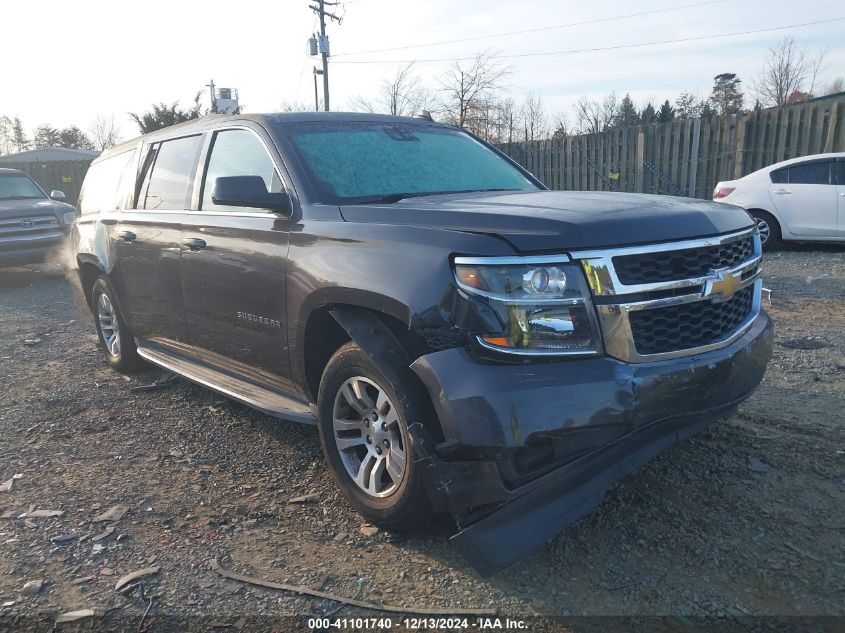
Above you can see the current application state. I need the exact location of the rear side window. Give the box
[770,169,788,184]
[771,161,832,185]
[78,150,135,214]
[143,135,202,210]
[201,129,283,211]
[836,161,845,185]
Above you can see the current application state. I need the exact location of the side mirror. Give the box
[50,190,66,201]
[211,176,292,215]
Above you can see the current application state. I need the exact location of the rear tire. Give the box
[749,210,781,251]
[91,277,144,372]
[317,341,433,532]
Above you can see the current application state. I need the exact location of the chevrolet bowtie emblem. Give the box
[703,268,742,302]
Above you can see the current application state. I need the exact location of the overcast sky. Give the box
[4,0,843,140]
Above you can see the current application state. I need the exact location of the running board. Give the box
[135,341,316,425]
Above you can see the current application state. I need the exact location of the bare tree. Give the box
[0,116,14,155]
[574,93,619,134]
[823,77,844,96]
[89,115,120,151]
[350,63,434,117]
[753,37,828,107]
[600,92,620,129]
[675,91,703,119]
[472,96,519,144]
[439,52,509,133]
[551,112,569,140]
[280,99,314,112]
[574,96,602,135]
[520,92,548,142]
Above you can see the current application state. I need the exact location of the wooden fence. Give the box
[0,159,93,205]
[499,93,845,199]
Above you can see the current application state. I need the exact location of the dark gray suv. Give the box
[72,113,773,574]
[0,168,76,267]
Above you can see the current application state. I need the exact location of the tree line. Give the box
[0,114,121,156]
[2,36,840,154]
[345,36,840,144]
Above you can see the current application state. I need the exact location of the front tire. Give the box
[91,277,144,372]
[317,342,433,531]
[749,210,781,251]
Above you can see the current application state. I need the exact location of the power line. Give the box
[331,17,845,65]
[333,0,729,57]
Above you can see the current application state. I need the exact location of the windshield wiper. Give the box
[353,188,519,205]
[1,195,44,200]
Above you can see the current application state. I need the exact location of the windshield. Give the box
[0,173,46,200]
[284,122,538,204]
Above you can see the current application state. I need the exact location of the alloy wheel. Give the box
[332,376,408,498]
[755,217,770,245]
[97,293,121,358]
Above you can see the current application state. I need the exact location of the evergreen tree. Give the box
[617,93,638,128]
[709,73,744,115]
[33,125,62,148]
[657,100,675,123]
[639,102,656,124]
[33,125,94,150]
[699,101,717,118]
[11,118,28,152]
[130,93,202,133]
[57,126,94,150]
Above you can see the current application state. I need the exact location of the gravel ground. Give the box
[0,246,843,630]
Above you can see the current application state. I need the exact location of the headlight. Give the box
[453,256,601,356]
[62,211,76,225]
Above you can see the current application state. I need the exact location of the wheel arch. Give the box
[294,288,415,398]
[746,207,784,237]
[76,256,107,310]
[299,301,443,442]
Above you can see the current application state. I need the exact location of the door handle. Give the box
[182,237,207,251]
[772,189,791,195]
[118,230,137,242]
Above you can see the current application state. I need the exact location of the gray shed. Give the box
[0,147,101,205]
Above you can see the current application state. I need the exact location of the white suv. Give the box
[713,153,844,250]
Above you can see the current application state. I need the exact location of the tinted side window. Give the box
[79,150,135,214]
[836,161,845,185]
[770,168,788,184]
[143,135,202,210]
[201,129,282,211]
[787,161,831,185]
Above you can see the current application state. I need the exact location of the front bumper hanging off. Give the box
[410,310,773,576]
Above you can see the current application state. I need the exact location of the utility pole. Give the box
[206,79,217,113]
[309,0,341,111]
[313,67,324,111]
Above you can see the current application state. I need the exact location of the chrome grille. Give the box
[571,227,762,363]
[613,235,754,284]
[0,215,59,237]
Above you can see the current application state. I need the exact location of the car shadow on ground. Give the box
[0,264,68,289]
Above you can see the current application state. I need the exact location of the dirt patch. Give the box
[0,246,843,628]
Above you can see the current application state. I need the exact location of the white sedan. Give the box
[713,153,844,250]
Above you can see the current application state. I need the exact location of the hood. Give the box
[340,190,754,252]
[0,198,74,217]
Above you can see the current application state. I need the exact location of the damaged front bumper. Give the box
[410,310,773,576]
